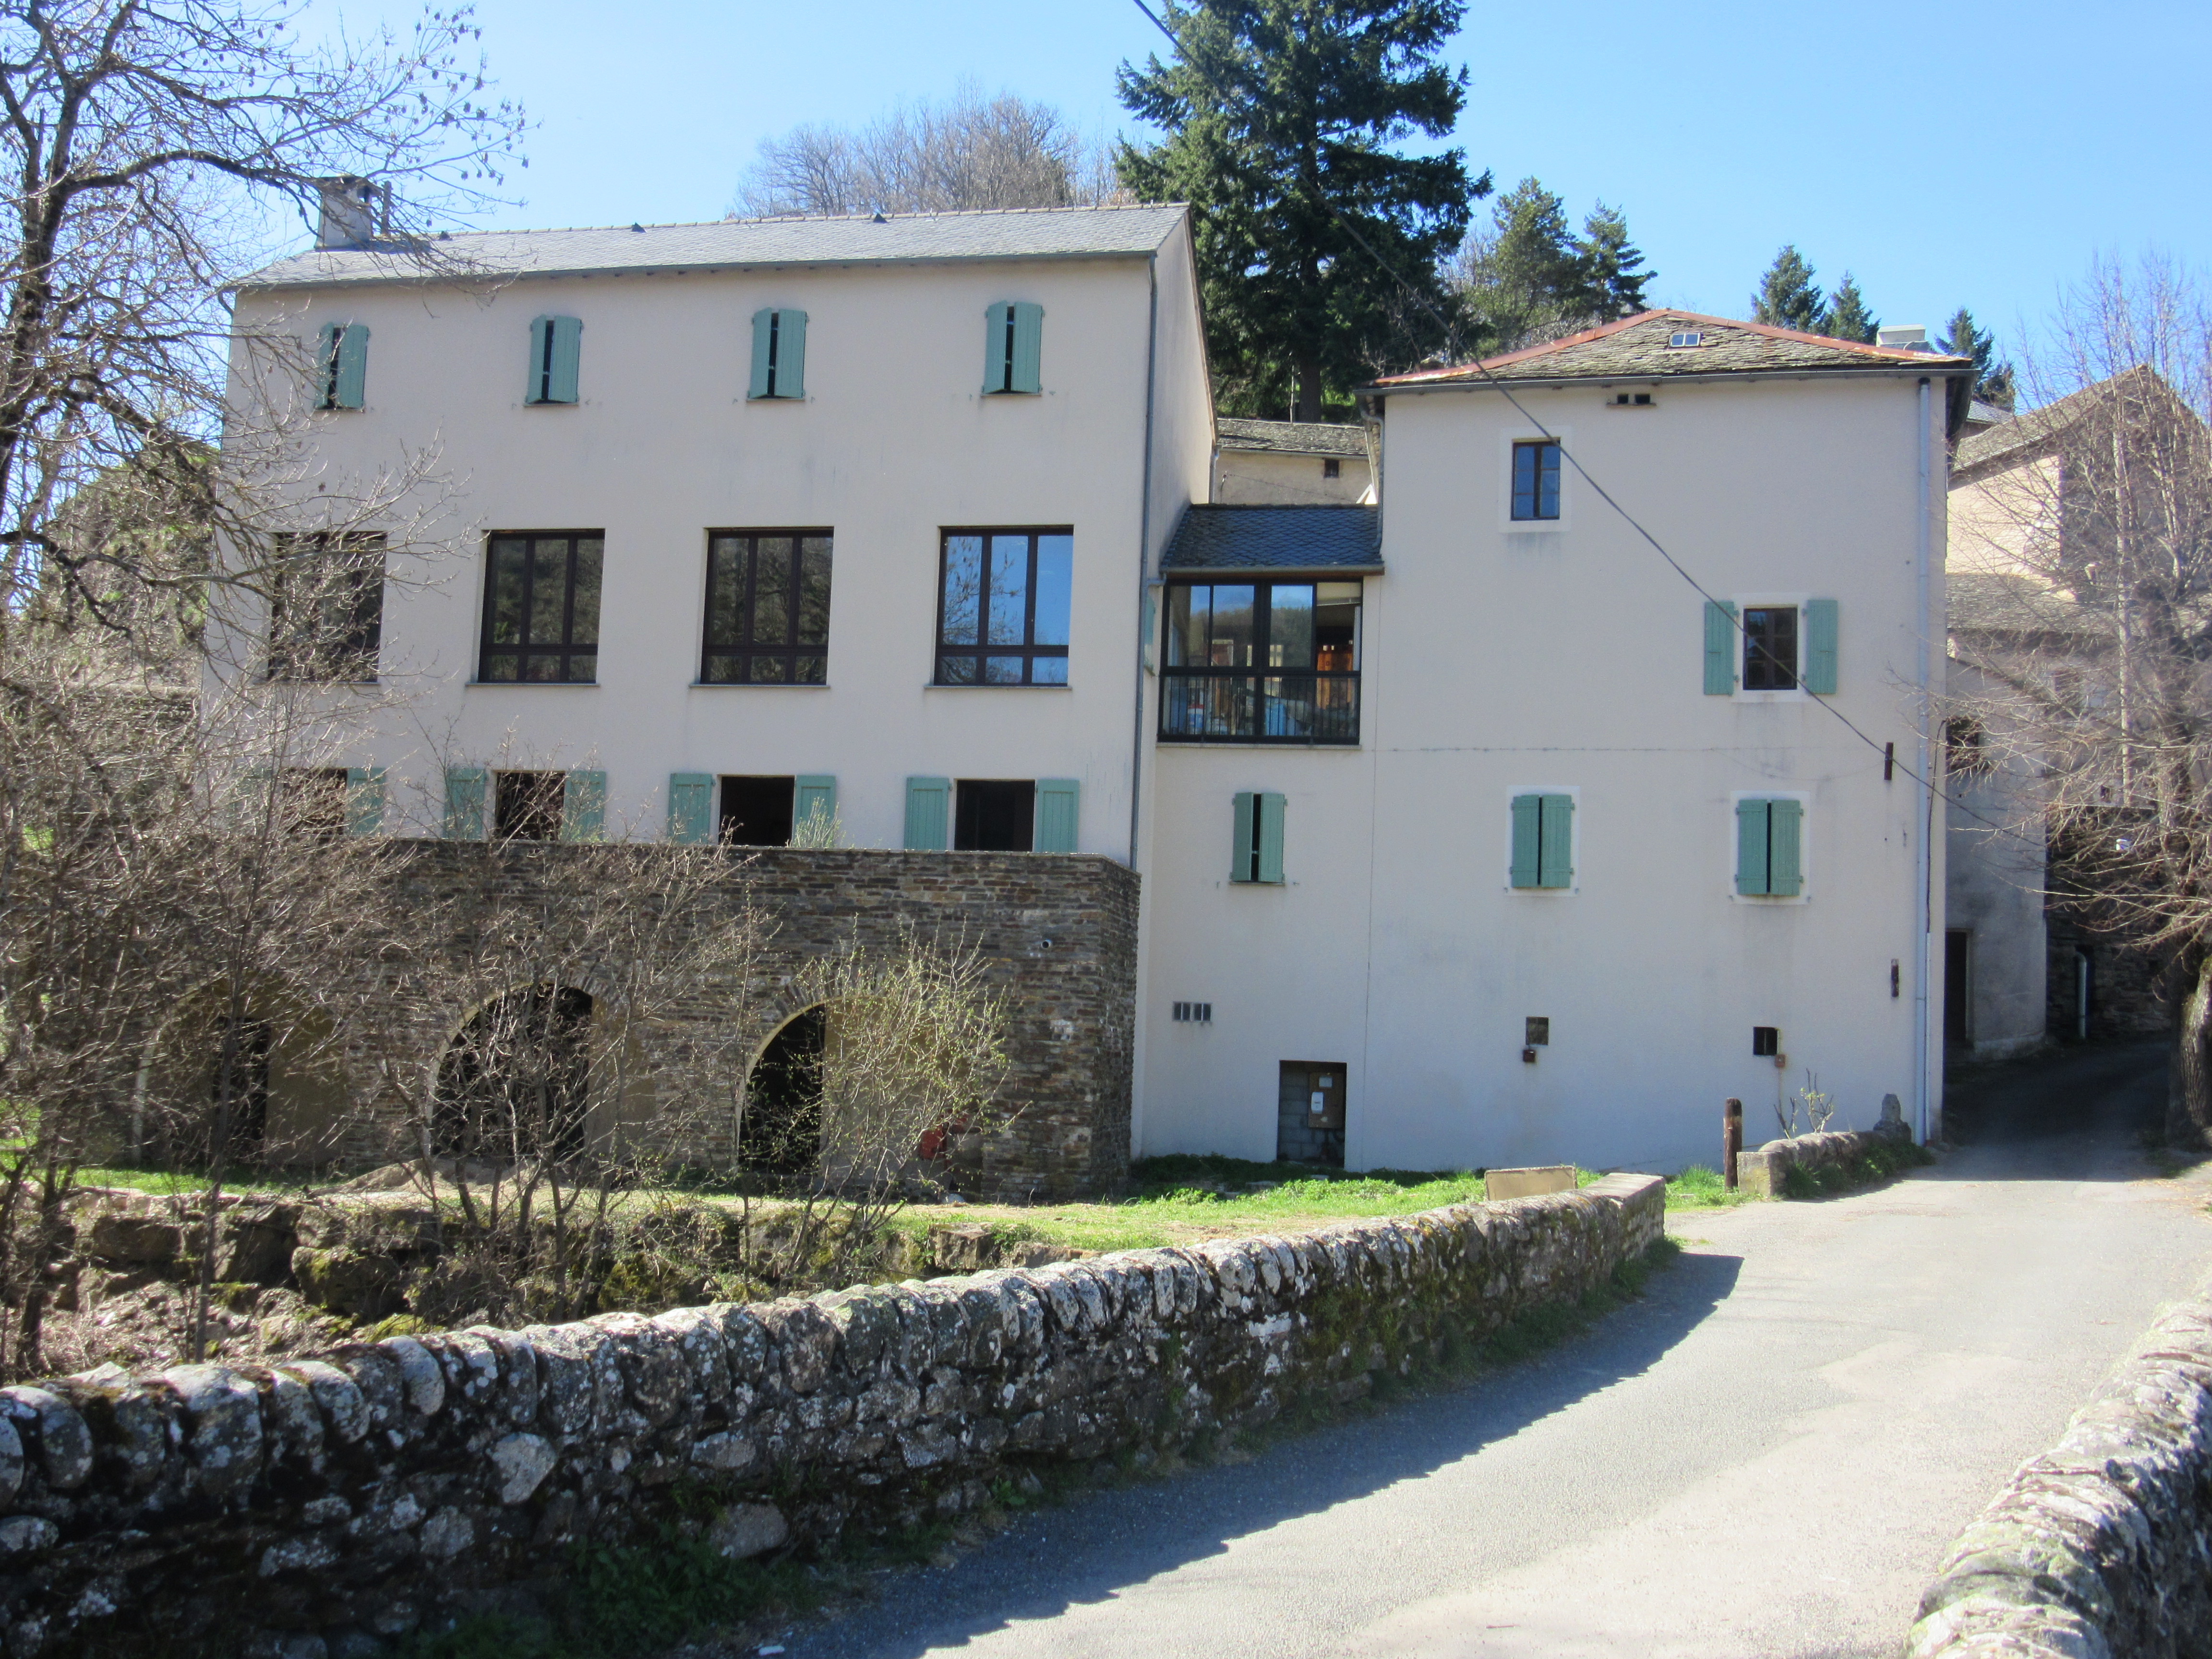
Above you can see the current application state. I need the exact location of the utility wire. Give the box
[1126,0,2035,848]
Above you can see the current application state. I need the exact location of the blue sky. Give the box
[330,0,2209,366]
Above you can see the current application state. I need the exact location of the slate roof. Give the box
[1948,572,2104,639]
[1160,505,1382,573]
[1368,309,1972,390]
[239,204,1190,289]
[1951,366,2184,481]
[1216,418,1370,458]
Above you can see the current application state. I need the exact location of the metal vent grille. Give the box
[1171,1001,1213,1023]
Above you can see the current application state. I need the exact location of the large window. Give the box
[703,531,832,684]
[480,532,602,683]
[268,533,384,681]
[1160,580,1360,745]
[936,529,1071,685]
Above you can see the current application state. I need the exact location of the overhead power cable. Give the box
[1125,0,2032,847]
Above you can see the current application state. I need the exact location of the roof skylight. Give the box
[1667,331,1704,349]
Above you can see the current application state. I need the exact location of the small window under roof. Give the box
[1667,330,1704,349]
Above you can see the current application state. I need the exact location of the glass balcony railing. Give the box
[1158,670,1360,745]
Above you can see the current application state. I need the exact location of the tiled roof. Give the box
[1216,418,1369,457]
[239,204,1190,289]
[1160,506,1381,573]
[1369,309,1972,389]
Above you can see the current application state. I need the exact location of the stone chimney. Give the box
[1876,325,1935,354]
[315,177,380,250]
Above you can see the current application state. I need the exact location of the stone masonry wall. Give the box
[266,843,1141,1202]
[0,1176,1662,1657]
[1905,1291,2212,1659]
[1734,1121,1911,1200]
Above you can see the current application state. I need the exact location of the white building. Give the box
[1213,417,1373,505]
[224,201,1971,1178]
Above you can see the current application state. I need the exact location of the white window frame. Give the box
[1503,784,1581,896]
[1727,787,1812,904]
[1731,591,1813,704]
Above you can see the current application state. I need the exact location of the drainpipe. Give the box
[1914,375,1934,1144]
[1128,253,1159,869]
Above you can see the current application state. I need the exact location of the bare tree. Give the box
[733,82,1122,218]
[0,0,523,640]
[1944,253,2212,1143]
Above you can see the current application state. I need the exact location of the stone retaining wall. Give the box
[1736,1121,1910,1200]
[1904,1293,2212,1659]
[0,1175,1663,1657]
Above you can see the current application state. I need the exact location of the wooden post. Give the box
[1723,1098,1743,1191]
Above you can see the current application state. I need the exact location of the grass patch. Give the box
[1664,1164,1752,1211]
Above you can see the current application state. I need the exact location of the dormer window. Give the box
[1667,330,1704,349]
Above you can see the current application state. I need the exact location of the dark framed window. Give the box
[1743,605,1799,691]
[269,533,384,680]
[955,780,1034,851]
[277,767,348,839]
[480,532,602,683]
[936,529,1071,685]
[495,771,565,842]
[702,531,831,684]
[1160,580,1360,745]
[1511,439,1562,520]
[720,776,794,846]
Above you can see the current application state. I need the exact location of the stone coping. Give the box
[1905,1290,2212,1658]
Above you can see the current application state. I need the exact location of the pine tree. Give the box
[1752,245,1826,334]
[1118,0,1485,421]
[1940,307,2015,406]
[1567,201,1654,321]
[1448,182,1653,354]
[1823,274,1878,344]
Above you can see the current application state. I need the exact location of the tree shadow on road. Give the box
[785,1248,1743,1659]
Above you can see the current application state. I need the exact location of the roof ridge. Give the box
[1374,307,1971,388]
[409,202,1188,241]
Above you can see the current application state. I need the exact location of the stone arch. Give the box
[432,983,597,1162]
[140,977,347,1168]
[738,1002,829,1174]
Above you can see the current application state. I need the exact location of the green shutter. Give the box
[1735,799,1769,895]
[1256,791,1286,884]
[749,308,776,400]
[561,770,606,843]
[774,309,806,398]
[546,315,582,404]
[1034,778,1080,853]
[1803,598,1838,695]
[525,316,551,402]
[1009,301,1043,394]
[1768,799,1803,896]
[984,302,1009,393]
[667,772,713,845]
[1704,601,1738,695]
[345,767,385,837]
[903,776,950,851]
[444,766,487,841]
[793,774,837,838]
[1230,791,1255,882]
[331,323,369,410]
[1538,793,1575,889]
[1509,794,1543,889]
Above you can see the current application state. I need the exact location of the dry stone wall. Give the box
[0,1176,1662,1657]
[1905,1292,2212,1659]
[1735,1119,1911,1199]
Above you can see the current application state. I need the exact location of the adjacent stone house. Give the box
[1212,417,1373,505]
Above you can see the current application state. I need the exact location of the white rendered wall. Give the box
[1139,377,1947,1176]
[1213,449,1373,505]
[221,237,1206,858]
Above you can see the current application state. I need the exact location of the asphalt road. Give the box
[782,1040,2211,1659]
